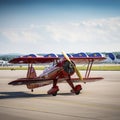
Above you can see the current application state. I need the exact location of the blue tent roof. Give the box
[106,53,115,60]
[88,53,102,57]
[21,54,37,58]
[72,53,88,57]
[44,53,58,57]
[57,53,73,58]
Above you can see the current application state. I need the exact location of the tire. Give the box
[75,91,80,95]
[52,92,57,96]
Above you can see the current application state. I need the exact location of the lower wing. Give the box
[8,76,103,86]
[71,77,104,83]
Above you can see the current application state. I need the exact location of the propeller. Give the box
[62,51,83,81]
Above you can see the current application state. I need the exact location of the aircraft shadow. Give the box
[0,91,74,99]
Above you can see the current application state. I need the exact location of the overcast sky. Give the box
[0,0,120,54]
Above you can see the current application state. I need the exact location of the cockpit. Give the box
[43,60,59,73]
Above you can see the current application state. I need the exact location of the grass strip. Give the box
[0,65,120,71]
[77,65,120,71]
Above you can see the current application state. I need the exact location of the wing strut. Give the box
[27,64,37,78]
[85,59,94,78]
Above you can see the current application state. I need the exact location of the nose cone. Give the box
[63,60,75,75]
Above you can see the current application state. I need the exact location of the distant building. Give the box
[0,60,9,66]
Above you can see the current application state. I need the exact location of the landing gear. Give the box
[47,77,82,96]
[66,76,82,95]
[47,79,59,96]
[47,86,59,96]
[71,85,82,95]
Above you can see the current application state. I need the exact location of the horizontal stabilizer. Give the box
[8,78,53,85]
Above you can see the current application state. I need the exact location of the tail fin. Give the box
[27,65,37,78]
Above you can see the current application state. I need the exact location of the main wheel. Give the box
[74,85,82,95]
[48,86,59,96]
[75,90,80,95]
[52,91,57,96]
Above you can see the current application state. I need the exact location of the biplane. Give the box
[8,52,106,96]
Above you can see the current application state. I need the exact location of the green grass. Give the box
[0,66,45,70]
[77,65,120,71]
[0,65,120,71]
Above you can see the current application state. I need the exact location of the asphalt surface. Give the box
[0,70,120,120]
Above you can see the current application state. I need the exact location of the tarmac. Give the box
[0,70,120,120]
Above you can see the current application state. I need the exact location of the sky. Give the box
[0,0,120,54]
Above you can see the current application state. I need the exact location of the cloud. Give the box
[45,17,120,44]
[0,17,120,53]
[1,28,43,44]
[2,17,120,43]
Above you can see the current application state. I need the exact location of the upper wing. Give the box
[9,57,59,64]
[9,55,106,64]
[70,57,106,64]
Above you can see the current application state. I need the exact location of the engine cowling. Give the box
[63,60,75,75]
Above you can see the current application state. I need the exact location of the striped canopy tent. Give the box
[57,53,73,58]
[106,53,115,60]
[88,53,103,57]
[20,54,38,58]
[72,52,88,58]
[44,53,58,58]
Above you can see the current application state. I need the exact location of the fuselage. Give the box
[39,59,75,80]
[27,59,75,89]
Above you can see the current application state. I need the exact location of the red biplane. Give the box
[8,52,106,96]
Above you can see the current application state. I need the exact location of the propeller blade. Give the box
[62,51,71,62]
[62,51,83,81]
[74,65,83,81]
